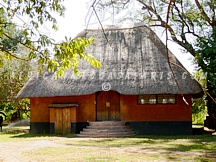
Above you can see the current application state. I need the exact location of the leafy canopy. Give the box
[195,27,216,96]
[91,0,216,115]
[92,0,216,57]
[0,0,101,77]
[192,69,207,124]
[0,55,33,120]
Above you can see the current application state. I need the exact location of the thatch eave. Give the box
[17,24,203,98]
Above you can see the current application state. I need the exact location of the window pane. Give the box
[157,95,176,104]
[138,95,156,104]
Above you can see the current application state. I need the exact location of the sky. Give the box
[42,0,196,74]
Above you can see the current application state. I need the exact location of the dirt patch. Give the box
[0,137,215,162]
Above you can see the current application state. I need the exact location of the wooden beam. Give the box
[48,104,79,108]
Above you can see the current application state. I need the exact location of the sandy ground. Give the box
[0,137,63,162]
[0,125,216,162]
[0,137,215,162]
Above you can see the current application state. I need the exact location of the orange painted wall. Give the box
[120,94,192,121]
[30,93,192,123]
[30,94,96,122]
[30,97,52,122]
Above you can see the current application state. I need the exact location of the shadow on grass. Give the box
[1,127,76,138]
[63,134,216,155]
[134,134,216,158]
[2,126,216,155]
[11,133,77,138]
[6,128,216,142]
[1,126,30,135]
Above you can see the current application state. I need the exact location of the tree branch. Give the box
[195,0,215,26]
[1,32,55,61]
[173,2,191,35]
[122,0,131,8]
[0,22,14,25]
[166,0,189,105]
[2,33,35,51]
[138,0,196,56]
[0,46,29,61]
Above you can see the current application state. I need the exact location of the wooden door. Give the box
[55,108,71,135]
[97,91,120,121]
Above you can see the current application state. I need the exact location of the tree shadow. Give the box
[12,133,77,138]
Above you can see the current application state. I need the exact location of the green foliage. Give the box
[192,98,207,125]
[0,55,33,121]
[95,0,215,54]
[192,70,208,125]
[195,27,216,96]
[51,37,101,77]
[0,0,101,77]
[0,1,102,121]
[0,102,14,117]
[96,0,216,116]
[0,8,22,60]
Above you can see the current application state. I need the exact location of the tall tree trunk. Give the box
[206,73,216,129]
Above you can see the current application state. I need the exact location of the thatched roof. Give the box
[17,23,203,98]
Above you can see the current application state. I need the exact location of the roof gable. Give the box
[17,24,203,98]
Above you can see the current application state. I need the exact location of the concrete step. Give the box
[80,131,134,135]
[86,125,131,130]
[77,121,136,138]
[76,133,135,138]
[89,121,124,126]
[82,128,133,132]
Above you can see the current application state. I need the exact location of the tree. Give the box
[0,8,33,120]
[0,0,101,77]
[91,0,216,127]
[0,54,34,120]
[195,27,216,127]
[92,0,215,56]
[192,70,207,125]
[0,0,102,120]
[0,7,23,65]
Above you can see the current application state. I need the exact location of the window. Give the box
[157,94,176,104]
[138,95,156,104]
[138,94,176,104]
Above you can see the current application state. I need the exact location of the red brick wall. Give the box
[120,94,192,121]
[30,94,96,123]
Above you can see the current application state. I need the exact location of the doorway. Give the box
[96,91,120,121]
[54,108,71,135]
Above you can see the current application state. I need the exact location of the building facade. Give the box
[18,24,203,135]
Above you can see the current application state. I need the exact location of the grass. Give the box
[59,135,216,152]
[0,126,30,142]
[0,126,216,161]
[24,147,158,161]
[0,126,58,142]
[23,145,215,162]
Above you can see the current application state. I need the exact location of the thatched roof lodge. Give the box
[18,23,203,136]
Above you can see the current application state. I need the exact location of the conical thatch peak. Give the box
[17,24,203,98]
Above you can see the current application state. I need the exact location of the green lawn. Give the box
[26,135,216,162]
[0,126,216,162]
